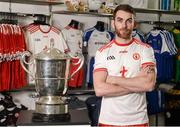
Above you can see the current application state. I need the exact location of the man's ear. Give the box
[111,20,115,29]
[134,21,138,29]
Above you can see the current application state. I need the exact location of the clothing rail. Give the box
[137,20,180,25]
[0,11,50,18]
[0,12,50,24]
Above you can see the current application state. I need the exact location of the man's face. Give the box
[112,10,135,39]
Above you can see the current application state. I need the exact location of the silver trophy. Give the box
[20,42,84,121]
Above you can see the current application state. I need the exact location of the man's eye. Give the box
[126,19,133,23]
[117,19,123,23]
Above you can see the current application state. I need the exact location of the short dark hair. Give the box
[113,4,136,19]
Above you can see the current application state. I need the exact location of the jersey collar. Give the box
[113,38,134,46]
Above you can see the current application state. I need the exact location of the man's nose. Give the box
[122,21,127,28]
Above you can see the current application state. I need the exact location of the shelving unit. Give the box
[0,0,64,5]
[52,10,113,18]
[52,8,180,17]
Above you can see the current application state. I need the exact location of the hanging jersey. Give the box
[94,38,156,125]
[128,0,148,8]
[0,24,27,91]
[68,58,84,88]
[87,57,95,87]
[83,27,114,57]
[83,27,114,87]
[146,30,174,83]
[26,25,68,54]
[132,29,145,42]
[25,24,68,84]
[61,26,83,56]
[61,26,84,88]
[171,28,180,82]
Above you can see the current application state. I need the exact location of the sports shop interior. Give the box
[0,0,180,126]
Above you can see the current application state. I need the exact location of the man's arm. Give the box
[106,65,156,93]
[93,70,132,97]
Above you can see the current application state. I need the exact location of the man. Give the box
[93,4,156,126]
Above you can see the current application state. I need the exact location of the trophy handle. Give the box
[62,53,84,95]
[63,59,71,95]
[20,51,35,79]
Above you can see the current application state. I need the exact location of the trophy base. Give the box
[32,112,71,122]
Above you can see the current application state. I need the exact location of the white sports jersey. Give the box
[83,27,114,85]
[26,25,68,54]
[94,38,156,125]
[25,24,68,84]
[115,0,148,8]
[83,27,114,57]
[128,0,148,8]
[132,29,145,42]
[61,26,83,56]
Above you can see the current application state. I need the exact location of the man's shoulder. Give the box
[133,38,151,49]
[98,40,114,53]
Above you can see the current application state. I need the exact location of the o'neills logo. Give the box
[119,51,128,53]
[133,53,140,60]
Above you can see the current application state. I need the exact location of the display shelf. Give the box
[53,8,180,18]
[0,0,64,5]
[52,10,113,17]
[135,8,180,15]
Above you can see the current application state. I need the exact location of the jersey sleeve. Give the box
[93,50,107,73]
[25,30,34,54]
[141,46,156,67]
[59,31,69,53]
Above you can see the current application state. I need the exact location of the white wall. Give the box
[0,2,49,14]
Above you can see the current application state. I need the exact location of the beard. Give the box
[115,26,132,39]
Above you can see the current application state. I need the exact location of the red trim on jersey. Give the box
[98,40,114,52]
[29,26,39,34]
[65,26,71,30]
[114,38,134,46]
[65,25,79,30]
[133,38,151,48]
[141,62,155,67]
[51,26,60,34]
[64,49,70,53]
[39,25,52,33]
[99,123,149,127]
[93,68,107,73]
[25,24,36,31]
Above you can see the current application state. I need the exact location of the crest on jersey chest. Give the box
[70,34,75,37]
[132,53,140,60]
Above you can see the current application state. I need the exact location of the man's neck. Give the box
[115,36,132,44]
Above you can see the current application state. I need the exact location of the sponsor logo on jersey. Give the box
[71,34,75,37]
[133,53,140,60]
[107,55,115,60]
[34,38,41,42]
[43,35,48,38]
[95,42,106,45]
